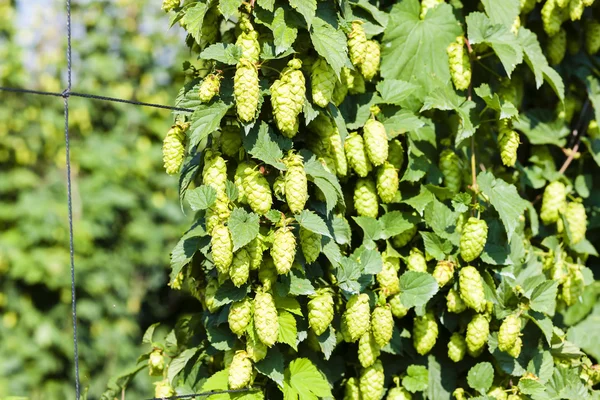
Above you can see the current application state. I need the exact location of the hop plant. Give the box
[234,58,259,123]
[271,59,305,138]
[228,351,253,389]
[345,132,372,177]
[448,332,467,362]
[347,21,367,66]
[377,259,400,296]
[363,117,389,167]
[540,181,567,224]
[254,291,279,346]
[459,266,486,312]
[284,152,308,214]
[148,349,164,376]
[328,128,348,177]
[344,377,361,400]
[211,223,233,274]
[354,178,379,218]
[460,218,488,262]
[242,167,273,215]
[547,28,567,65]
[520,0,536,14]
[447,36,471,91]
[466,313,490,357]
[219,123,242,158]
[154,380,175,398]
[311,57,336,107]
[393,225,417,249]
[359,359,385,400]
[199,73,221,103]
[376,162,399,203]
[447,288,467,313]
[389,294,409,318]
[228,297,252,336]
[586,20,600,54]
[406,248,428,272]
[433,260,455,287]
[308,289,334,335]
[162,123,187,175]
[341,293,371,342]
[542,0,566,36]
[162,0,179,12]
[413,312,438,355]
[358,330,380,368]
[360,40,381,81]
[564,201,587,244]
[230,248,251,287]
[371,305,394,347]
[439,149,463,193]
[498,314,522,353]
[271,226,296,275]
[498,121,520,167]
[300,227,321,264]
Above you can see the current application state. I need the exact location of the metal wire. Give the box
[146,388,256,400]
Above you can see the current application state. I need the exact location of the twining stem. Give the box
[559,99,590,175]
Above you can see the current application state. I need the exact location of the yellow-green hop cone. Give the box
[230,248,251,287]
[564,201,587,244]
[162,124,187,175]
[258,257,278,291]
[344,377,361,400]
[360,359,385,400]
[273,175,286,200]
[300,227,321,264]
[332,71,349,106]
[271,226,296,275]
[547,28,567,65]
[348,21,367,66]
[498,314,521,352]
[569,0,584,21]
[393,225,417,249]
[413,311,438,355]
[389,293,409,318]
[459,266,486,312]
[439,149,463,192]
[347,68,366,94]
[345,132,372,177]
[354,178,379,218]
[358,330,381,368]
[488,387,508,400]
[212,223,233,274]
[388,139,405,170]
[453,388,467,400]
[329,128,348,177]
[360,40,381,81]
[254,291,279,346]
[447,288,467,313]
[520,0,536,14]
[202,278,220,312]
[586,20,600,54]
[460,218,488,262]
[420,0,444,19]
[406,248,428,272]
[271,59,306,138]
[311,57,336,107]
[228,350,252,389]
[433,260,455,287]
[220,124,242,158]
[199,73,221,103]
[562,267,584,306]
[247,236,264,270]
[542,0,565,37]
[466,313,490,357]
[498,123,520,167]
[243,168,272,215]
[154,380,175,398]
[236,29,260,62]
[448,332,467,362]
[228,297,252,336]
[308,289,334,336]
[234,58,259,123]
[377,259,400,296]
[341,293,371,342]
[203,149,228,194]
[284,152,308,214]
[162,0,179,12]
[376,162,399,204]
[387,386,413,400]
[246,337,267,363]
[447,36,471,91]
[371,305,394,347]
[557,0,569,7]
[364,118,389,167]
[506,336,522,358]
[540,181,567,224]
[234,161,255,204]
[148,349,165,376]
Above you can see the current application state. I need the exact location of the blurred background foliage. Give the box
[0,0,193,398]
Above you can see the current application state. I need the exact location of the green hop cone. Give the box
[234,58,259,123]
[201,6,220,47]
[254,291,279,346]
[203,149,228,194]
[347,68,366,94]
[557,0,569,7]
[162,123,187,175]
[211,223,233,275]
[389,294,409,318]
[359,359,385,400]
[586,20,600,54]
[199,73,221,103]
[459,266,486,312]
[235,161,255,204]
[562,266,585,306]
[439,149,463,192]
[506,336,522,358]
[345,132,372,177]
[542,0,566,37]
[311,57,336,108]
[228,297,252,336]
[341,293,371,342]
[329,128,348,177]
[258,257,278,291]
[498,122,520,167]
[460,218,488,262]
[228,350,252,389]
[220,123,242,158]
[332,71,349,106]
[347,21,367,66]
[358,330,381,368]
[488,387,508,400]
[498,313,521,352]
[363,118,389,167]
[246,336,267,363]
[377,259,400,296]
[564,201,587,244]
[236,30,260,62]
[154,380,175,398]
[447,36,471,91]
[284,152,308,214]
[148,349,164,376]
[371,305,394,347]
[521,0,536,14]
[360,40,381,81]
[247,235,264,270]
[433,260,455,287]
[447,288,467,313]
[387,386,413,400]
[388,139,405,170]
[406,248,428,272]
[273,175,285,200]
[376,162,399,204]
[344,377,361,400]
[162,0,179,12]
[448,332,467,363]
[230,248,251,287]
[308,288,334,336]
[547,28,567,64]
[392,225,417,249]
[570,0,584,21]
[466,313,490,357]
[420,0,444,18]
[242,167,272,215]
[413,311,438,355]
[203,278,220,313]
[271,59,305,138]
[271,226,296,274]
[453,388,467,400]
[300,227,321,264]
[540,181,567,224]
[354,178,379,218]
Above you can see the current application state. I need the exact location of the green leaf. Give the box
[272,9,298,55]
[427,355,455,400]
[286,358,332,398]
[527,311,553,345]
[200,43,242,65]
[289,0,316,27]
[420,232,453,260]
[467,362,494,394]
[381,0,461,94]
[477,171,528,241]
[376,79,420,105]
[353,216,382,246]
[380,211,415,239]
[566,308,600,361]
[399,271,439,308]
[518,379,547,398]
[213,281,249,307]
[227,208,260,251]
[360,248,383,275]
[181,2,210,44]
[142,323,159,345]
[257,0,274,11]
[168,347,199,384]
[289,269,316,296]
[277,311,298,350]
[513,109,570,146]
[186,185,217,211]
[474,84,518,120]
[255,346,285,387]
[382,110,425,139]
[274,295,303,316]
[218,0,244,20]
[332,214,351,245]
[402,365,429,393]
[316,327,337,360]
[170,225,206,282]
[189,102,231,149]
[527,351,554,384]
[295,210,332,238]
[336,257,362,294]
[518,28,564,100]
[310,16,350,77]
[529,280,558,316]
[481,0,519,26]
[244,121,291,170]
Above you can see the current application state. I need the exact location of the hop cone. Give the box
[258,257,278,291]
[211,224,233,274]
[236,29,260,62]
[345,132,372,177]
[273,175,285,199]
[205,191,230,242]
[358,330,381,368]
[433,260,455,287]
[460,218,488,262]
[548,28,567,64]
[203,149,227,194]
[162,123,187,175]
[363,118,389,166]
[377,259,400,296]
[389,294,409,318]
[162,0,179,12]
[254,291,279,346]
[234,58,259,123]
[148,350,164,376]
[271,59,305,138]
[498,122,520,167]
[413,312,438,355]
[466,313,489,357]
[199,74,221,103]
[332,72,349,106]
[341,293,371,342]
[447,288,467,313]
[406,248,428,272]
[154,380,175,398]
[354,178,379,218]
[454,388,467,400]
[311,57,336,107]
[542,0,565,37]
[228,297,252,336]
[586,20,600,54]
[308,289,334,336]
[348,21,367,66]
[360,40,381,81]
[521,0,536,14]
[300,227,321,264]
[201,7,220,47]
[220,124,242,158]
[439,149,462,192]
[506,336,522,358]
[359,360,385,400]
[284,152,308,214]
[203,278,220,313]
[246,336,267,362]
[344,377,361,400]
[388,139,405,170]
[459,266,486,312]
[447,36,471,91]
[570,0,584,21]
[329,128,348,177]
[234,161,255,204]
[387,387,413,400]
[347,68,366,94]
[392,225,417,249]
[498,314,521,352]
[540,181,567,224]
[371,306,394,347]
[271,226,296,274]
[448,332,467,362]
[243,168,272,215]
[376,162,399,204]
[247,235,264,270]
[564,201,587,244]
[228,351,252,389]
[562,267,584,306]
[230,248,251,287]
[420,0,444,18]
[488,387,508,400]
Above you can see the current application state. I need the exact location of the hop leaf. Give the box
[300,227,322,264]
